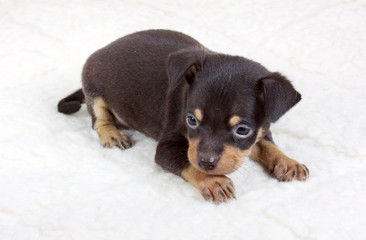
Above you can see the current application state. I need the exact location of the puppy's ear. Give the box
[259,72,301,123]
[167,48,205,94]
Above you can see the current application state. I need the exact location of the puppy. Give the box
[58,29,309,203]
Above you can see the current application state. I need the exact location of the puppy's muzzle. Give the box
[188,138,246,175]
[198,153,219,170]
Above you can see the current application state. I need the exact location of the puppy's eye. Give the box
[186,114,199,129]
[233,124,253,139]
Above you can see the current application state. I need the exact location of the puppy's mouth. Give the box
[187,138,251,175]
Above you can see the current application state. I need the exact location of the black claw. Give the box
[292,170,296,178]
[205,194,213,201]
[227,187,233,195]
[269,167,274,174]
[120,141,127,149]
[104,143,111,148]
[202,188,213,201]
[219,190,225,198]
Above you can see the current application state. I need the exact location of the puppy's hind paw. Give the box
[99,130,132,150]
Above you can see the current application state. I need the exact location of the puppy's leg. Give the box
[250,136,309,181]
[155,134,235,203]
[92,97,132,150]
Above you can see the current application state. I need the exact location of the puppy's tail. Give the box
[57,89,85,114]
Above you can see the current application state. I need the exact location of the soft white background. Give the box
[1,0,365,239]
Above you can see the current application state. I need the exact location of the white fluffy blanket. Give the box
[1,1,365,239]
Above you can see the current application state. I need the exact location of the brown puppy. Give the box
[58,30,309,203]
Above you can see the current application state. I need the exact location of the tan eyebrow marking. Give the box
[229,115,241,127]
[194,108,203,121]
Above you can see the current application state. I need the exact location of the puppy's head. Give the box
[168,50,301,175]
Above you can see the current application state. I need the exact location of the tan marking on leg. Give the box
[182,164,236,203]
[194,108,203,122]
[229,115,241,127]
[255,127,264,143]
[249,139,309,181]
[92,97,132,149]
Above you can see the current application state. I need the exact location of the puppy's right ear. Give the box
[167,48,205,94]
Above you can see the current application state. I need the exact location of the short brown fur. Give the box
[187,138,200,170]
[255,128,264,143]
[218,145,251,174]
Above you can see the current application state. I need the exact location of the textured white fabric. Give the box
[1,1,365,239]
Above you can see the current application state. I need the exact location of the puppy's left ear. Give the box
[167,48,206,94]
[259,72,301,123]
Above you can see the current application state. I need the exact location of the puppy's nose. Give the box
[198,154,219,170]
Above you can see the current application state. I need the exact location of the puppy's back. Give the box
[82,30,203,139]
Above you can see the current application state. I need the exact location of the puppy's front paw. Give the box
[199,176,236,203]
[270,157,309,181]
[99,130,132,150]
[182,166,236,203]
